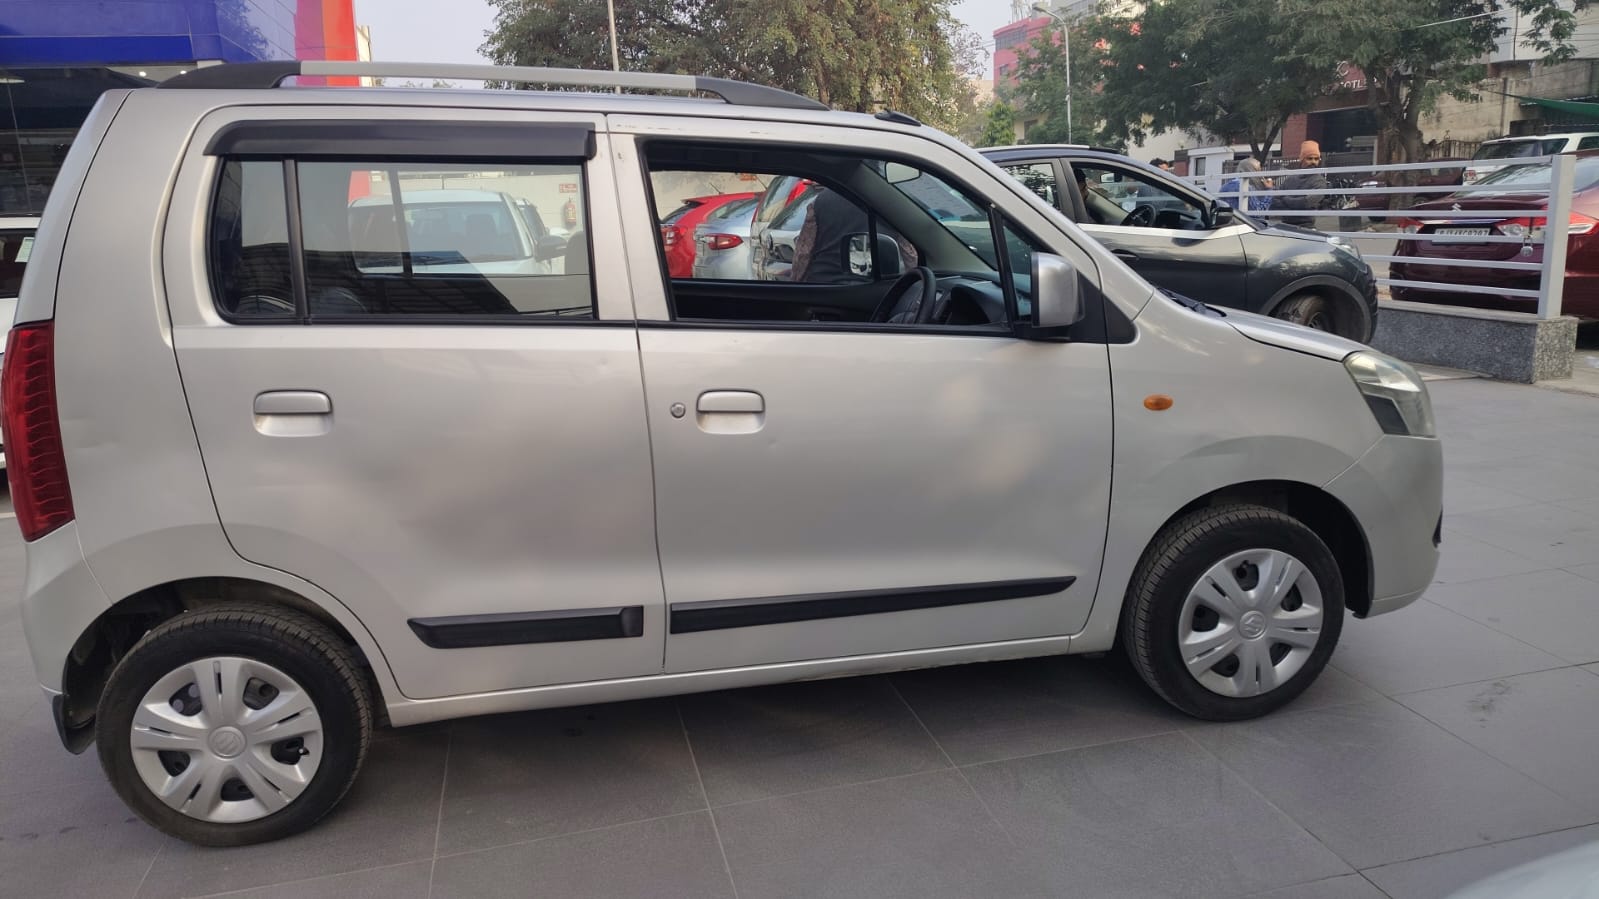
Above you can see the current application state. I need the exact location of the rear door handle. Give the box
[1111,249,1140,261]
[254,391,332,415]
[697,390,764,414]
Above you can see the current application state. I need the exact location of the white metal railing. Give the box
[1188,155,1577,318]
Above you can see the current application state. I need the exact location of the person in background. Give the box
[1219,157,1273,213]
[1277,141,1328,228]
[1151,158,1173,172]
[791,187,917,283]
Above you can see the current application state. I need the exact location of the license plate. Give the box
[1434,227,1490,237]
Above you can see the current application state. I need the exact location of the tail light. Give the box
[1396,218,1422,234]
[1464,168,1478,183]
[1498,214,1597,240]
[1,322,75,541]
[660,225,680,247]
[705,234,743,251]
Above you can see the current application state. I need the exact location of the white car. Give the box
[1464,132,1599,183]
[8,61,1441,847]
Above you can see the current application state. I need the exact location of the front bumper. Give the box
[1324,433,1443,617]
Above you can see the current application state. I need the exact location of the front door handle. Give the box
[254,391,332,415]
[694,390,764,435]
[697,390,764,414]
[1111,249,1140,261]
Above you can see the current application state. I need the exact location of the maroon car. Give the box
[1391,153,1599,318]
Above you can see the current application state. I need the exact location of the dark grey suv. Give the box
[983,146,1378,341]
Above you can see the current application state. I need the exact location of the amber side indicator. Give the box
[1143,394,1174,411]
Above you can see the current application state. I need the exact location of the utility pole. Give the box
[1032,3,1072,143]
[606,0,622,92]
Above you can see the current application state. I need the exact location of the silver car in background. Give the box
[691,196,756,279]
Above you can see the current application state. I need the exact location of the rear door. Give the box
[162,107,664,700]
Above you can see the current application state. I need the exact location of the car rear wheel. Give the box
[96,603,372,846]
[1121,504,1344,720]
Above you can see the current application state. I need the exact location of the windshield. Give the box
[1466,157,1599,194]
[1473,138,1566,160]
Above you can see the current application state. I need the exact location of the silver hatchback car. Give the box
[5,62,1442,847]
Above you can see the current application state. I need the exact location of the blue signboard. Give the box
[0,0,298,66]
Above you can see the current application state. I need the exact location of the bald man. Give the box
[1277,141,1328,229]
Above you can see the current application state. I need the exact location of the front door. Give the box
[1066,158,1251,305]
[615,121,1114,673]
[164,109,665,699]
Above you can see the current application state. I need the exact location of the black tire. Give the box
[96,603,372,847]
[1273,292,1338,333]
[1120,504,1345,721]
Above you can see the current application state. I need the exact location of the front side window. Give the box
[644,144,1049,330]
[209,158,594,321]
[1070,162,1207,230]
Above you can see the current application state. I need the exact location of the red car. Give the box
[1391,152,1599,318]
[659,192,757,278]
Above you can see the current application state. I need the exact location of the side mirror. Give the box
[843,233,904,278]
[1210,201,1236,227]
[533,235,569,262]
[1029,252,1084,334]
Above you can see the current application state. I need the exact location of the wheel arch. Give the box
[1124,479,1374,628]
[56,577,387,754]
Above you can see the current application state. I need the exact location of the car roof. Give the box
[1482,132,1599,143]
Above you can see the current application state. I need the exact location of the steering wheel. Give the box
[1121,204,1156,228]
[870,267,939,324]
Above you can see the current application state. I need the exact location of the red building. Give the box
[993,16,1054,89]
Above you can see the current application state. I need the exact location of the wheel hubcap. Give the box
[1178,549,1324,698]
[129,657,325,824]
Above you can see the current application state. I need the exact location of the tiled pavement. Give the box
[3,377,1599,898]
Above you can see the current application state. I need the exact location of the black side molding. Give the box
[205,119,597,161]
[670,577,1074,634]
[409,606,644,649]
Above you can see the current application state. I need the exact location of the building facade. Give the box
[1,0,364,216]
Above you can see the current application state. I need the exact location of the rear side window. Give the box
[209,158,594,321]
[1579,136,1599,151]
[0,228,37,299]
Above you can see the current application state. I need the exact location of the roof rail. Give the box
[159,61,829,111]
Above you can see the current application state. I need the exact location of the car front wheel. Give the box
[1121,504,1345,720]
[96,603,372,846]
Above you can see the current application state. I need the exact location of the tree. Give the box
[481,0,983,132]
[977,101,1017,146]
[1081,0,1331,162]
[1277,0,1592,164]
[1009,20,1111,146]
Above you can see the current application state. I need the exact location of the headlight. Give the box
[1328,235,1361,259]
[1345,351,1435,437]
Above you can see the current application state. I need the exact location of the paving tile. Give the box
[714,769,1045,899]
[1395,668,1599,813]
[1444,461,1599,505]
[679,676,948,806]
[1427,569,1599,664]
[1362,824,1599,899]
[1330,600,1565,695]
[1430,530,1549,586]
[1248,874,1388,898]
[964,732,1350,897]
[432,812,734,899]
[890,655,1190,766]
[437,699,705,855]
[138,729,447,898]
[1188,701,1594,869]
[0,698,108,798]
[1446,502,1599,567]
[0,782,166,898]
[1441,477,1539,516]
[191,860,432,899]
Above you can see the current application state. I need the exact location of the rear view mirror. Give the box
[843,233,905,278]
[533,235,568,262]
[1028,252,1084,335]
[1209,201,1235,227]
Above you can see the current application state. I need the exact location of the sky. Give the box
[352,0,1018,72]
